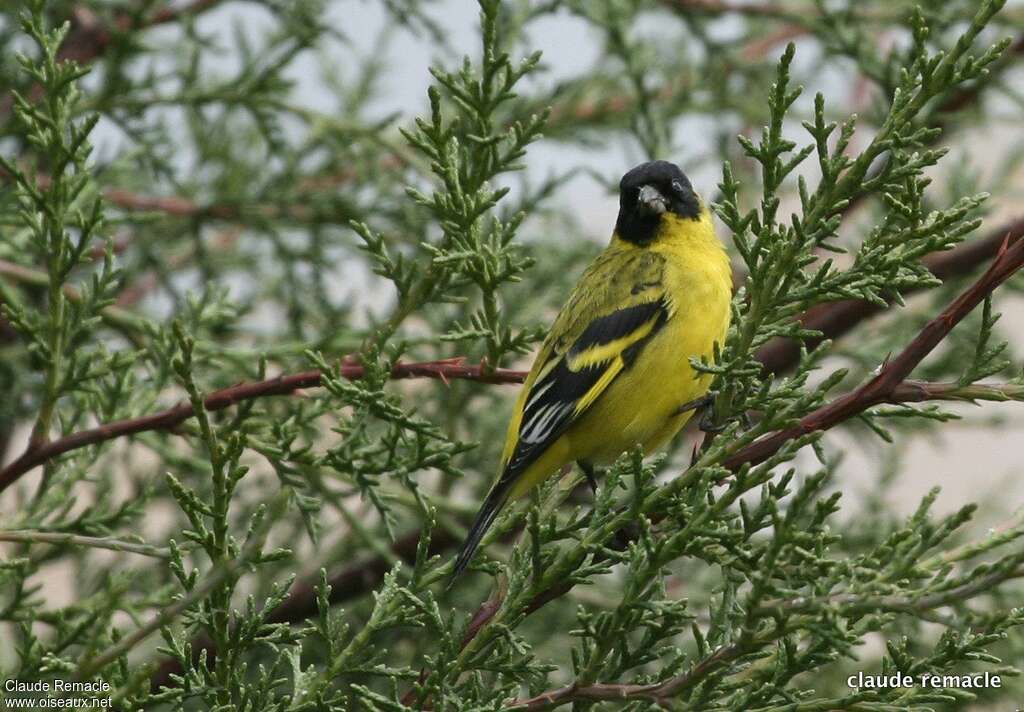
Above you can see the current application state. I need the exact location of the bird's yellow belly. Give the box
[565,285,728,464]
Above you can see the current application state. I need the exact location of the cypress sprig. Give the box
[2,0,1024,710]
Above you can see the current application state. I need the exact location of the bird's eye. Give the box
[671,180,685,195]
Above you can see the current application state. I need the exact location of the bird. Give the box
[450,160,733,581]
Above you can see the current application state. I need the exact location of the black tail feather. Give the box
[448,482,512,586]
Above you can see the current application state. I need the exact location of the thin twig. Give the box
[755,567,1024,620]
[75,491,284,681]
[0,529,170,558]
[0,167,313,222]
[511,639,750,710]
[756,215,1024,375]
[0,258,148,337]
[667,0,805,19]
[889,379,1024,404]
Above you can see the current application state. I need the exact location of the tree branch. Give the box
[730,234,1024,469]
[755,566,1024,621]
[510,639,749,710]
[51,2,225,63]
[756,215,1024,375]
[0,359,526,494]
[667,0,804,19]
[888,379,1024,405]
[0,529,170,558]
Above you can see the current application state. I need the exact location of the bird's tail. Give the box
[448,478,513,585]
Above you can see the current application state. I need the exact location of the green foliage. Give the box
[1,1,1023,711]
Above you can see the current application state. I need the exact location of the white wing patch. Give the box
[522,379,554,414]
[520,402,573,445]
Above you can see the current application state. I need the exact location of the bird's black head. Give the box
[614,160,700,245]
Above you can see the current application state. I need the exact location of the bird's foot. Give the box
[578,460,599,495]
[610,522,640,552]
[675,391,727,433]
[700,403,753,434]
[699,408,726,433]
[676,391,753,433]
[674,391,716,417]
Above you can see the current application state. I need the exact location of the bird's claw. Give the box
[578,460,599,495]
[674,391,716,417]
[675,391,748,433]
[699,408,726,433]
[697,397,752,434]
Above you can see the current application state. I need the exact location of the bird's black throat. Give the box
[615,210,663,245]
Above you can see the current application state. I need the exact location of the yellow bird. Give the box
[451,160,732,579]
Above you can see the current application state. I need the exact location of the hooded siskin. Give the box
[452,160,732,579]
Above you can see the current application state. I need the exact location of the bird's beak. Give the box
[637,184,667,216]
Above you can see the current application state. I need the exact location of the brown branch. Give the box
[755,567,1024,621]
[99,188,232,218]
[888,379,1024,405]
[665,0,973,23]
[729,234,1024,470]
[144,0,225,26]
[0,167,313,222]
[62,2,225,62]
[511,640,747,710]
[756,214,1024,375]
[99,187,323,221]
[0,359,526,494]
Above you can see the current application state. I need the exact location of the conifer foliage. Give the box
[1,1,1024,710]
